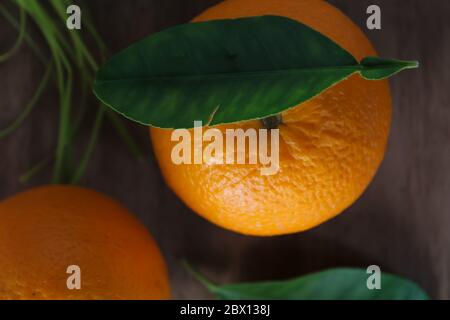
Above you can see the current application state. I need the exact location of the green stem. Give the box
[84,13,109,57]
[0,5,26,63]
[52,70,73,183]
[20,92,90,184]
[49,0,98,71]
[13,0,73,184]
[0,62,52,139]
[19,155,52,183]
[70,106,105,184]
[107,111,145,162]
[0,3,46,62]
[5,0,144,184]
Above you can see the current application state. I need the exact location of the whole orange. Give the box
[151,0,392,236]
[0,186,170,300]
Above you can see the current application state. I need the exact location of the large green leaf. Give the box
[191,268,429,300]
[94,16,418,129]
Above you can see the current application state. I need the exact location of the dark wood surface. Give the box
[1,0,449,299]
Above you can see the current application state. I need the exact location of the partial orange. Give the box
[0,186,170,300]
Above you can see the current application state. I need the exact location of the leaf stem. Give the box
[181,260,218,292]
[261,114,283,130]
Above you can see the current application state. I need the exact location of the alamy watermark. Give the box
[171,121,280,176]
[66,265,81,290]
[367,5,382,30]
[367,265,382,290]
[66,5,81,30]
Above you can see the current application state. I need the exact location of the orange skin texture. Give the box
[0,186,170,300]
[151,0,392,236]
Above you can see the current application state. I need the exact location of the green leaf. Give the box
[360,57,419,80]
[206,268,429,300]
[94,15,418,129]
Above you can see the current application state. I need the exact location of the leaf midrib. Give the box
[95,65,366,84]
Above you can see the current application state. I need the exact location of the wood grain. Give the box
[1,0,449,299]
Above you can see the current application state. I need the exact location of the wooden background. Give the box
[1,0,449,299]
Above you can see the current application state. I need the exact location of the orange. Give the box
[151,0,392,236]
[0,186,170,300]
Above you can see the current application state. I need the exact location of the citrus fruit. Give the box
[0,186,170,300]
[150,0,392,236]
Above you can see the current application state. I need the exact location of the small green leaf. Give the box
[206,269,429,300]
[360,57,419,80]
[94,16,418,129]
